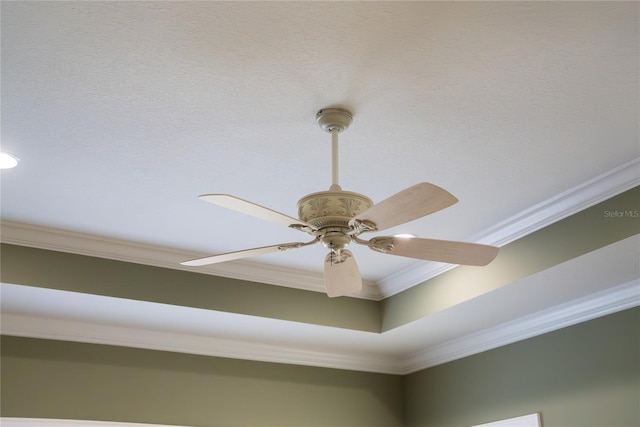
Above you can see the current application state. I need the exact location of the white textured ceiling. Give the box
[3,1,638,281]
[1,1,639,371]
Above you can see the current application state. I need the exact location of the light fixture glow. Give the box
[394,233,416,239]
[0,152,19,169]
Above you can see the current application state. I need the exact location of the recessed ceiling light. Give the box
[0,152,19,169]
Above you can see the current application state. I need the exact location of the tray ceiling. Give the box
[1,1,638,372]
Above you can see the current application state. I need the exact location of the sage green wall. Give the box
[383,186,640,331]
[404,307,640,427]
[2,309,638,426]
[0,337,404,427]
[0,244,381,332]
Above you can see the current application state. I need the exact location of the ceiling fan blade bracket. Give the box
[348,218,377,235]
[350,235,395,253]
[288,223,317,235]
[351,234,369,246]
[278,237,320,251]
[277,243,302,251]
[368,236,395,253]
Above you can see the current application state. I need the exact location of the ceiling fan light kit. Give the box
[182,107,499,297]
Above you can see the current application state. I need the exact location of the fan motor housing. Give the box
[297,190,373,229]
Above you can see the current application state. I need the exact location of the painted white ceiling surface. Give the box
[1,2,639,372]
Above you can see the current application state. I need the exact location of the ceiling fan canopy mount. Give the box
[181,107,499,298]
[316,107,353,133]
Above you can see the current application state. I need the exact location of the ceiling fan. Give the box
[182,108,499,297]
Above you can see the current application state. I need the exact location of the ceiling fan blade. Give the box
[199,194,312,229]
[181,242,308,266]
[370,236,498,266]
[349,183,458,232]
[324,250,362,298]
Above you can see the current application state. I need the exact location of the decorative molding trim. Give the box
[472,413,541,427]
[0,313,402,375]
[3,281,637,375]
[378,157,640,298]
[0,419,184,427]
[1,159,637,301]
[0,221,382,300]
[400,279,640,374]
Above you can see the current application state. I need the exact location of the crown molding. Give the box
[0,419,182,427]
[1,159,637,301]
[0,221,382,300]
[377,157,640,298]
[3,280,637,375]
[0,312,403,375]
[400,279,640,374]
